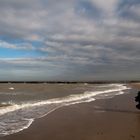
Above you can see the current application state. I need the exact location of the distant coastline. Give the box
[0,81,139,84]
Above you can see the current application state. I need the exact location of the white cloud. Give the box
[91,0,118,14]
[0,40,35,50]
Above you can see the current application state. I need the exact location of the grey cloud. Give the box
[117,0,140,21]
[0,0,47,39]
[75,0,103,19]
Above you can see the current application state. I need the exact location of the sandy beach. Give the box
[0,83,140,140]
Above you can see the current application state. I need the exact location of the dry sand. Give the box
[1,83,140,140]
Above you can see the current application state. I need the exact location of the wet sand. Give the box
[1,83,140,140]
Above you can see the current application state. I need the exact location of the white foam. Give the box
[9,87,14,90]
[0,119,34,136]
[84,83,88,85]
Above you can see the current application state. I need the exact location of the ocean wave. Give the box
[0,84,130,137]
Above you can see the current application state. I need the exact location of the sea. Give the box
[0,83,131,137]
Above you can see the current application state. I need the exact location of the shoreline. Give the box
[1,84,140,140]
[0,81,139,84]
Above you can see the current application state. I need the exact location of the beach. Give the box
[0,83,140,140]
[0,85,140,140]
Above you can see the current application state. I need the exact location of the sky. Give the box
[0,0,140,81]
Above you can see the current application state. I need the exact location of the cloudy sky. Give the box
[0,0,140,81]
